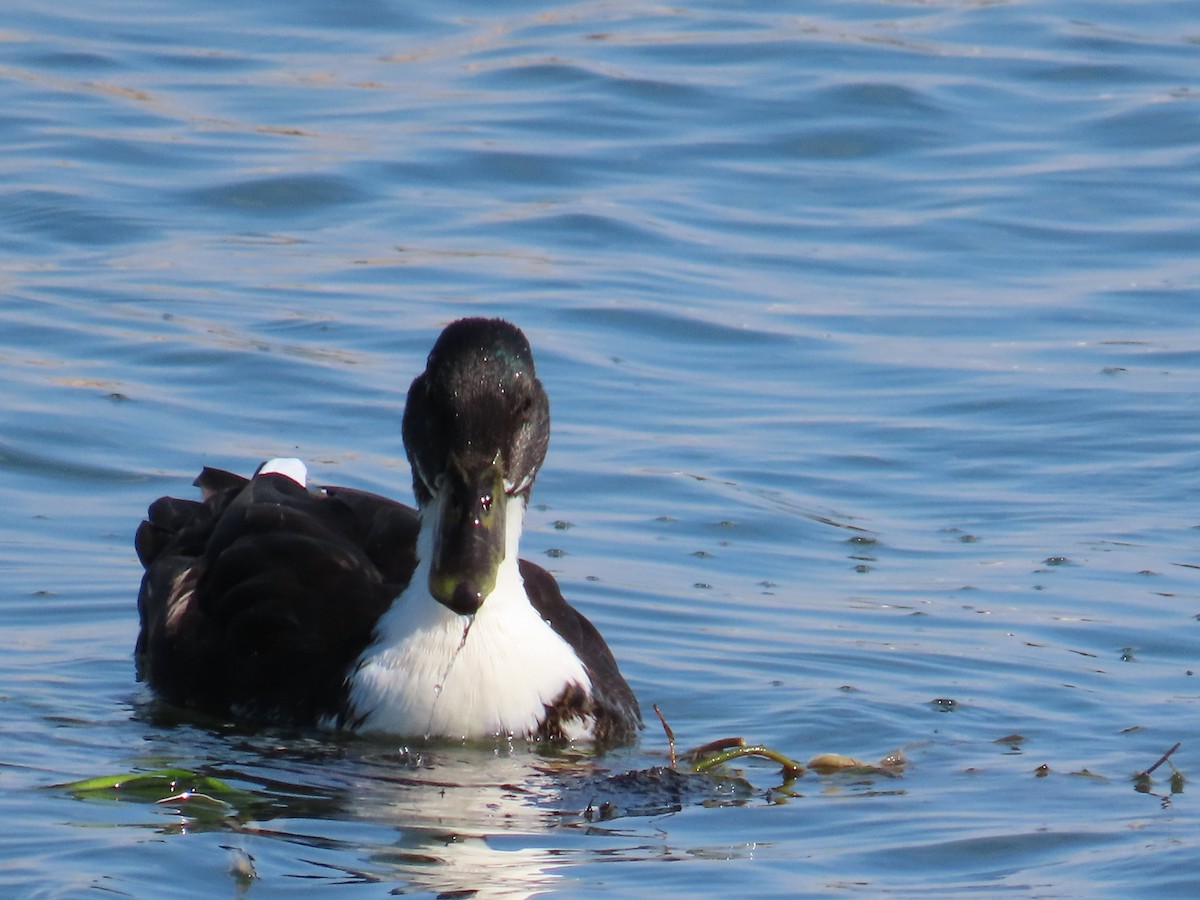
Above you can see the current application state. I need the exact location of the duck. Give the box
[134,317,641,744]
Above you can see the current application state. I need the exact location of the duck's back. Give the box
[135,467,419,725]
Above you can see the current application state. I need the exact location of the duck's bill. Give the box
[427,459,507,616]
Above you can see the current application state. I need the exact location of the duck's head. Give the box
[403,318,550,616]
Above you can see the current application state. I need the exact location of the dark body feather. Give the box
[135,468,417,724]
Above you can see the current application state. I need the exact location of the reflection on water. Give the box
[251,748,589,898]
[92,734,771,897]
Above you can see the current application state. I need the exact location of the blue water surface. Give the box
[2,0,1200,896]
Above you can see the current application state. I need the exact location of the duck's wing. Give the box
[519,559,642,742]
[135,467,419,725]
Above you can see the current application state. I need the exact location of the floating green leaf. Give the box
[59,767,250,806]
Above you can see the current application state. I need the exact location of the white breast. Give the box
[344,501,593,740]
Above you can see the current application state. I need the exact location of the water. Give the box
[3,0,1199,895]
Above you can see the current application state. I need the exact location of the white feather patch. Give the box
[258,457,308,487]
